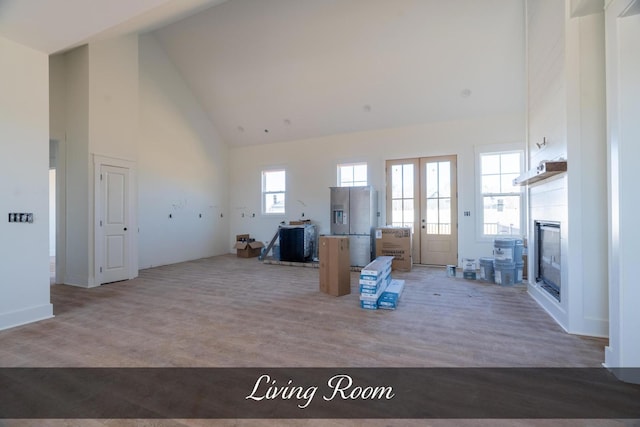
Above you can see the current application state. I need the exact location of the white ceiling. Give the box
[0,0,227,53]
[0,0,525,147]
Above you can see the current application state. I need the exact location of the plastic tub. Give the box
[479,257,495,282]
[515,261,524,283]
[494,259,516,286]
[494,238,524,262]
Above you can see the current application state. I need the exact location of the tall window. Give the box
[479,151,522,237]
[262,169,286,215]
[337,163,367,187]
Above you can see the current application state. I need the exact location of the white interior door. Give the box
[101,164,130,284]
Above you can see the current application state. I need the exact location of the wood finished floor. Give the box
[2,254,628,427]
[1,254,606,368]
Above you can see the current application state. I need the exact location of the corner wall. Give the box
[137,34,229,268]
[0,37,53,330]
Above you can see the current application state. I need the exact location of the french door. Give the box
[386,155,458,265]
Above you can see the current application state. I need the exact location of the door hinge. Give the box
[100,267,103,273]
[100,220,103,226]
[100,173,103,181]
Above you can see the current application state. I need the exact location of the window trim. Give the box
[475,143,524,241]
[337,162,368,187]
[261,168,286,216]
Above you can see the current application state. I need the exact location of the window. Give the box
[337,163,367,187]
[389,162,415,231]
[479,151,523,237]
[262,169,286,215]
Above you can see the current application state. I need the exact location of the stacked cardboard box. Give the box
[378,279,405,310]
[234,234,264,258]
[319,236,350,297]
[374,227,412,271]
[359,256,397,310]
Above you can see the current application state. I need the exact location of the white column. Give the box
[604,0,640,372]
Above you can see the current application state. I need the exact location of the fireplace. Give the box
[535,220,561,302]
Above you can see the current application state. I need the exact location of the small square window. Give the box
[262,169,286,214]
[337,163,367,187]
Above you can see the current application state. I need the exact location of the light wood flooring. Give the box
[1,254,630,427]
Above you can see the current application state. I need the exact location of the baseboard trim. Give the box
[0,304,54,331]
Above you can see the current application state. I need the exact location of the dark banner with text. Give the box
[1,368,640,419]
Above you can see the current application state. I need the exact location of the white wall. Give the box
[88,36,139,160]
[0,36,53,330]
[60,46,90,287]
[605,0,640,369]
[137,34,230,268]
[228,113,525,263]
[525,0,608,337]
[88,36,140,285]
[49,55,67,284]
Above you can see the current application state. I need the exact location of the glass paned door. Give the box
[386,159,420,263]
[386,156,457,265]
[421,155,457,265]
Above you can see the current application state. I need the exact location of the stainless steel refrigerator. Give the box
[330,186,378,266]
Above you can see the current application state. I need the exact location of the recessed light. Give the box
[363,104,372,112]
[237,126,245,132]
[284,119,291,126]
[460,89,472,98]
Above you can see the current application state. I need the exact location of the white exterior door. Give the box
[101,164,130,283]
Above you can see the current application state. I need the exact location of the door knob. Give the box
[124,227,128,231]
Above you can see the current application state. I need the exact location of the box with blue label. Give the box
[360,300,379,310]
[378,279,405,310]
[359,279,388,310]
[359,273,391,294]
[360,256,394,278]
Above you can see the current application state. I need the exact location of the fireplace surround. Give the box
[535,220,561,302]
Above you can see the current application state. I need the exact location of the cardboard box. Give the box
[289,219,311,226]
[319,236,351,296]
[234,234,264,258]
[379,279,405,310]
[360,301,379,310]
[360,256,394,277]
[359,279,388,310]
[375,227,412,271]
[380,279,405,302]
[359,273,392,294]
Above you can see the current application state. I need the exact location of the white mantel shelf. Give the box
[514,160,568,186]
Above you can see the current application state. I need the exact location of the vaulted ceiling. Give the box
[0,0,525,147]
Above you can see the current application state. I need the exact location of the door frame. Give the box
[386,155,458,266]
[93,154,138,286]
[420,155,458,266]
[385,159,420,263]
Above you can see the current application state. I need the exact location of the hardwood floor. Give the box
[1,254,627,426]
